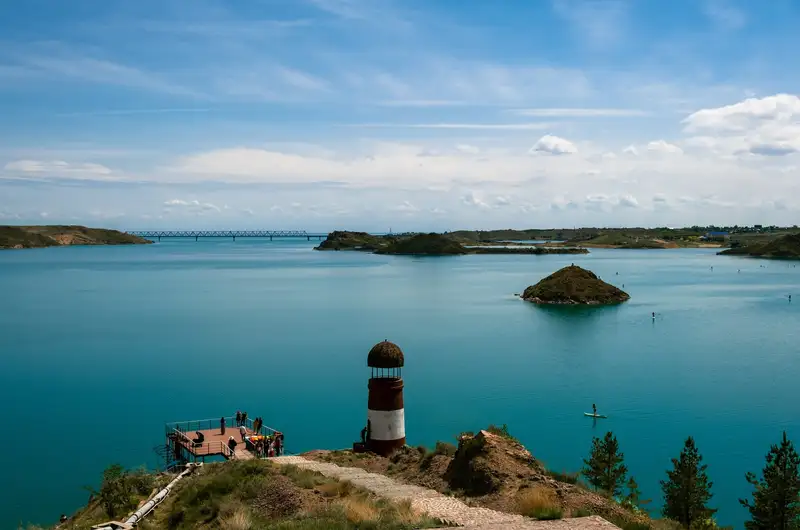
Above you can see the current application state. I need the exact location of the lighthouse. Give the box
[365,340,406,456]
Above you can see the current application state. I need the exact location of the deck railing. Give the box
[167,416,281,435]
[170,428,235,459]
[166,416,286,457]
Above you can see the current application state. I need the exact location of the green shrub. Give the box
[84,464,156,519]
[433,441,457,457]
[545,470,579,484]
[486,424,518,442]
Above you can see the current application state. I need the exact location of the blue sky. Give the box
[1,0,799,231]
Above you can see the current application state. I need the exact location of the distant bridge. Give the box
[126,230,328,241]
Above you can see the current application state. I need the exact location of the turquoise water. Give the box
[1,240,798,528]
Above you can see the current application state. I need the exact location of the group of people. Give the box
[235,410,249,427]
[250,432,284,457]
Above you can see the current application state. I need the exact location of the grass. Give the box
[279,464,325,489]
[516,487,563,520]
[485,424,519,443]
[219,504,254,530]
[544,469,579,484]
[420,441,458,469]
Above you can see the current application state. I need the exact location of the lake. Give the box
[0,240,797,528]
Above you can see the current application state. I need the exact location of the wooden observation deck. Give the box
[162,416,283,469]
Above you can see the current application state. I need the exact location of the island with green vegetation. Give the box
[374,232,468,255]
[316,231,588,256]
[447,225,800,250]
[521,265,630,305]
[0,225,151,250]
[718,233,800,259]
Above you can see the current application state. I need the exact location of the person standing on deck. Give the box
[275,433,282,456]
[236,411,241,426]
[220,416,226,435]
[242,411,248,426]
[239,424,247,442]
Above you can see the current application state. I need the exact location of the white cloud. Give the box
[4,159,113,177]
[683,94,800,133]
[455,144,480,154]
[374,100,470,107]
[683,94,800,157]
[347,122,552,130]
[622,145,639,156]
[163,199,221,213]
[392,201,418,213]
[618,194,639,208]
[529,134,578,155]
[13,44,202,98]
[702,0,746,30]
[511,108,648,117]
[551,0,629,49]
[646,140,683,155]
[461,191,489,209]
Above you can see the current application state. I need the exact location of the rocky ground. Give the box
[304,429,655,528]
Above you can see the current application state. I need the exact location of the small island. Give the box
[0,225,152,250]
[315,231,588,256]
[375,233,468,255]
[521,265,630,305]
[718,233,800,259]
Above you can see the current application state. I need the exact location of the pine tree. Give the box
[739,431,800,530]
[661,436,716,529]
[623,476,651,511]
[582,431,628,497]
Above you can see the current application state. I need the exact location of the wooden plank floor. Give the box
[175,425,252,458]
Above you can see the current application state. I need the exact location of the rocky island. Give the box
[521,265,630,305]
[718,233,800,259]
[316,231,588,256]
[0,225,151,250]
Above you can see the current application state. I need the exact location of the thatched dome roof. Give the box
[368,340,404,368]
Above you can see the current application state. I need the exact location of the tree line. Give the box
[582,431,800,529]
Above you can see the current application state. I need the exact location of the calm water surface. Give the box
[1,240,798,528]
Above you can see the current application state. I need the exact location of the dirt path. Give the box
[269,456,618,529]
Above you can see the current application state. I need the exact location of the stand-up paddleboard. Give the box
[584,412,608,419]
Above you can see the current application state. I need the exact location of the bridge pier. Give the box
[195,236,198,241]
[233,236,236,242]
[270,235,273,241]
[158,236,161,241]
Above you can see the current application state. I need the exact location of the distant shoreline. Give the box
[0,225,152,250]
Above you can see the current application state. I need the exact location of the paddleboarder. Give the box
[592,403,597,417]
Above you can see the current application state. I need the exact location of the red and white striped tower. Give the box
[366,340,406,456]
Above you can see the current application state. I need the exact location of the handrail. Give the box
[166,415,286,459]
[172,429,235,459]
